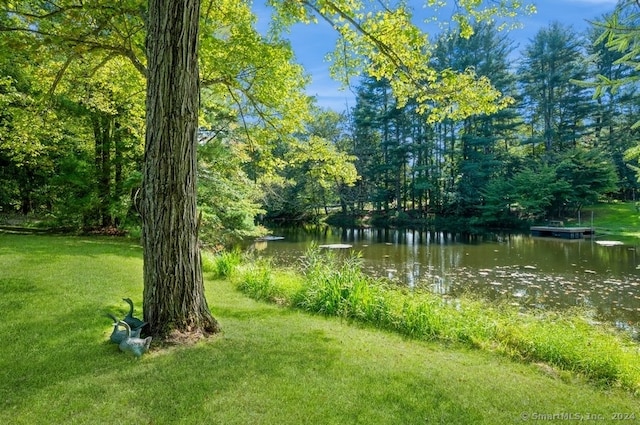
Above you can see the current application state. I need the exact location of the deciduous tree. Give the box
[1,0,535,339]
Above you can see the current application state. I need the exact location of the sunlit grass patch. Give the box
[583,202,640,239]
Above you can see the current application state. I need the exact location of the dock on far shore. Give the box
[530,223,594,239]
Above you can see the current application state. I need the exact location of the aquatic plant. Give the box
[232,256,302,306]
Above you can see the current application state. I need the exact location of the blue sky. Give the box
[254,0,620,111]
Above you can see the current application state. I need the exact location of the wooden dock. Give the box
[530,226,594,239]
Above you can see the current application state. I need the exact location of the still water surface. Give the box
[248,226,640,328]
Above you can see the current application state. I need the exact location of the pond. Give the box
[247,226,640,330]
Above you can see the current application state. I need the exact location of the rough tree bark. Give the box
[141,0,220,338]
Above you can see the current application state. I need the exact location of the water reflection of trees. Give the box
[252,226,640,327]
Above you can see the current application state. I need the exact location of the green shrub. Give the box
[202,249,242,278]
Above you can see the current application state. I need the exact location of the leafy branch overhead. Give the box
[1,0,310,140]
[0,0,148,80]
[570,0,640,129]
[269,0,534,120]
[2,0,536,125]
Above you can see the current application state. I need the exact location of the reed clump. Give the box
[234,246,640,392]
[202,248,242,278]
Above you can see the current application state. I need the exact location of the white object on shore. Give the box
[595,240,624,246]
[318,244,353,249]
[256,235,285,241]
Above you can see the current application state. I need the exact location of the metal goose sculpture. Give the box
[118,320,152,358]
[122,298,146,330]
[106,313,143,344]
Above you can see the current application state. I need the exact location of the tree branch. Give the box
[302,0,426,91]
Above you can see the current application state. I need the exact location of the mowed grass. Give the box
[1,234,639,424]
[583,202,640,239]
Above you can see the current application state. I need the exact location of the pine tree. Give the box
[518,22,591,153]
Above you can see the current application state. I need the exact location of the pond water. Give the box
[247,226,640,330]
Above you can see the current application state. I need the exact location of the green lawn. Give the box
[583,202,640,240]
[1,233,638,424]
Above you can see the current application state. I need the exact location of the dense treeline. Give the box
[325,20,634,228]
[1,2,639,242]
[0,1,312,245]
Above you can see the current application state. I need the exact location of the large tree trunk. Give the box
[141,0,220,338]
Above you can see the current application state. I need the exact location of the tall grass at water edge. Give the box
[202,248,242,278]
[232,246,640,392]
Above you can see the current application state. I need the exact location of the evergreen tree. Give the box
[432,23,521,217]
[582,8,640,199]
[518,22,591,153]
